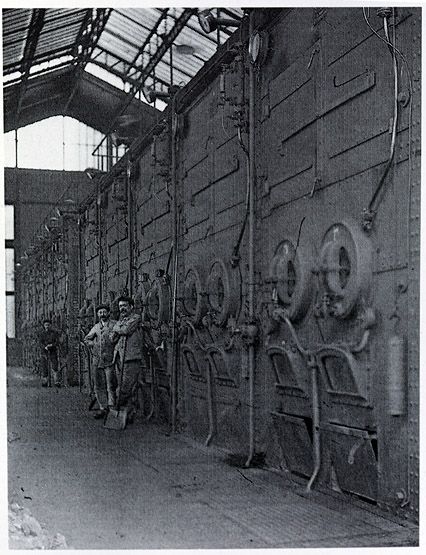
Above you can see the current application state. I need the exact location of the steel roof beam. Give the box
[220,8,243,19]
[91,58,169,89]
[93,46,148,76]
[124,8,169,76]
[154,8,218,46]
[3,62,71,93]
[4,60,72,89]
[93,8,196,155]
[91,46,169,88]
[127,8,196,90]
[63,8,112,113]
[14,9,46,126]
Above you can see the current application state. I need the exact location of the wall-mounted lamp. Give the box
[175,44,196,56]
[142,84,181,104]
[248,30,269,65]
[197,9,240,34]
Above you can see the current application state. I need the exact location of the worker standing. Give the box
[110,296,153,424]
[39,319,61,387]
[84,304,117,419]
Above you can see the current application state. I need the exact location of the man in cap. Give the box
[39,319,61,387]
[84,304,117,419]
[110,296,153,424]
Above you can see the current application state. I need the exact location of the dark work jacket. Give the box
[39,329,60,353]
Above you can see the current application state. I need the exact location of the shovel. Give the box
[83,343,99,411]
[104,337,128,430]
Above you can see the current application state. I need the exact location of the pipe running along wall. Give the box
[245,9,256,468]
[170,97,179,433]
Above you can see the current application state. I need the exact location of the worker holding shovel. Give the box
[107,296,149,428]
[84,304,117,419]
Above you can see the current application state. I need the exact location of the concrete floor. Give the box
[6,365,418,549]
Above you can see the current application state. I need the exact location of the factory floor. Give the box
[6,365,419,550]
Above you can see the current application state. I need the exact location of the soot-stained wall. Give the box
[15,8,420,521]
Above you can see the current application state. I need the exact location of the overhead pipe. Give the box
[245,9,257,468]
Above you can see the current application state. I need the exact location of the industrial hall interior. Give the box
[2,6,420,550]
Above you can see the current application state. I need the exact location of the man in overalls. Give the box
[84,304,117,419]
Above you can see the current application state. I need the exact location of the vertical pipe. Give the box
[106,136,113,172]
[205,357,216,446]
[14,128,20,344]
[306,356,321,492]
[127,160,133,297]
[245,10,256,468]
[15,128,18,168]
[170,98,179,432]
[51,248,55,315]
[77,212,83,391]
[62,115,66,170]
[97,183,103,302]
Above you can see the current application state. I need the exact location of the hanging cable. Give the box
[363,8,399,229]
[362,7,413,208]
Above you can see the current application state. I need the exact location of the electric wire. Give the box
[362,7,413,83]
[362,9,413,185]
[367,12,399,213]
[362,7,413,214]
